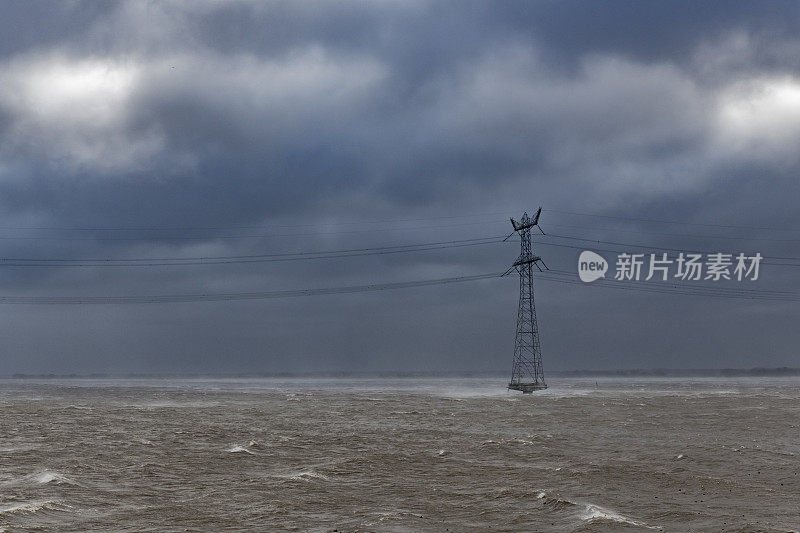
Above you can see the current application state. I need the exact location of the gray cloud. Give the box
[0,1,798,374]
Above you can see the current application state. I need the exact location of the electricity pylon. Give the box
[504,208,548,393]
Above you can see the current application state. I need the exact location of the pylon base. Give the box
[508,382,547,393]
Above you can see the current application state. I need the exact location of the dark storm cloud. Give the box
[0,1,798,374]
[0,1,116,59]
[489,1,800,66]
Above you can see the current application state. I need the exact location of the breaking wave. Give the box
[226,445,254,454]
[537,491,658,529]
[580,503,659,529]
[226,441,259,455]
[277,471,330,482]
[33,470,76,485]
[1,470,78,488]
[0,500,71,516]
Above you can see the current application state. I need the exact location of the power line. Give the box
[2,227,798,269]
[2,222,797,272]
[536,269,799,302]
[1,206,798,237]
[0,272,504,305]
[536,233,800,264]
[0,219,509,242]
[546,207,800,233]
[1,267,796,305]
[0,235,508,266]
[539,276,800,302]
[539,241,798,268]
[544,221,800,244]
[537,275,799,302]
[0,211,511,232]
[542,268,796,296]
[528,240,800,269]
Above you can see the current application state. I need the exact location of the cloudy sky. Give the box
[0,0,798,375]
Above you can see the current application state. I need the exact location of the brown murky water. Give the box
[0,377,798,532]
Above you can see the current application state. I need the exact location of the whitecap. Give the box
[0,500,70,516]
[64,405,94,411]
[279,471,330,482]
[33,470,76,485]
[581,504,658,529]
[226,445,255,455]
[539,494,579,512]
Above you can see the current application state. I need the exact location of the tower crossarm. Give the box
[513,256,542,267]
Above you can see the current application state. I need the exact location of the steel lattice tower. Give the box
[506,209,547,393]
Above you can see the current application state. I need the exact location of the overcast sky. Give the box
[0,0,798,375]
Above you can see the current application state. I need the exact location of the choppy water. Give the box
[0,377,798,532]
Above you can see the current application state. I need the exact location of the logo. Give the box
[576,250,762,283]
[578,250,608,283]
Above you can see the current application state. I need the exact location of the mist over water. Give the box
[0,377,798,532]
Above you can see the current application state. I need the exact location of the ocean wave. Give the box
[32,470,77,486]
[226,441,259,455]
[226,445,254,454]
[0,500,71,516]
[277,471,330,482]
[376,510,424,521]
[539,494,579,512]
[580,503,658,529]
[1,470,78,488]
[63,405,94,411]
[535,491,658,529]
